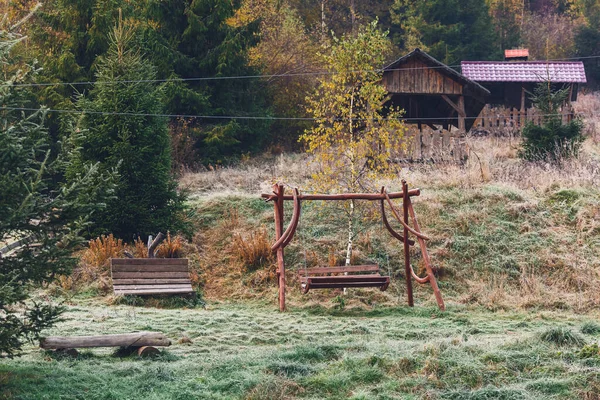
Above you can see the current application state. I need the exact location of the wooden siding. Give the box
[383,59,463,95]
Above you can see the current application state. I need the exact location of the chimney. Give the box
[504,49,529,61]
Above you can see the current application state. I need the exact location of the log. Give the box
[137,346,160,357]
[40,332,171,349]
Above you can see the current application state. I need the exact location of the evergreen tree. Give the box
[391,0,502,65]
[520,82,584,161]
[69,15,188,239]
[0,25,116,357]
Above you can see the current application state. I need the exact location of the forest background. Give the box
[7,0,600,167]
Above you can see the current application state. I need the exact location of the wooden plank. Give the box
[112,278,192,285]
[113,284,193,290]
[112,272,190,279]
[300,265,380,275]
[301,276,387,283]
[114,288,194,295]
[112,265,189,272]
[111,258,187,266]
[40,332,171,349]
[306,282,388,289]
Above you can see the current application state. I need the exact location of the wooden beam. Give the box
[441,95,465,117]
[40,332,171,349]
[261,189,421,202]
[402,180,414,307]
[273,184,286,312]
[457,96,466,132]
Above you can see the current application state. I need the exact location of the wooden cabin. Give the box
[382,48,490,132]
[461,60,587,110]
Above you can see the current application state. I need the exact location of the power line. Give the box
[4,54,599,89]
[0,105,580,122]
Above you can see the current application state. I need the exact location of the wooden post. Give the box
[273,184,286,312]
[457,96,465,133]
[402,180,414,307]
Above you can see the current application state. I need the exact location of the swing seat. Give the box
[299,265,390,294]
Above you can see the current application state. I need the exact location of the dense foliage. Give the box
[7,0,597,168]
[0,28,116,357]
[520,83,584,161]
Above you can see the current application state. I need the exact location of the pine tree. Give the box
[0,23,116,357]
[391,0,502,65]
[68,14,188,239]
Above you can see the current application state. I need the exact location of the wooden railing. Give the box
[472,105,576,132]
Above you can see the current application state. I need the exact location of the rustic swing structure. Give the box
[261,180,445,312]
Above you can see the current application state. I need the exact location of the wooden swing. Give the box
[261,180,445,312]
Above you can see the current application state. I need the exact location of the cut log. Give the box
[137,346,160,357]
[40,332,171,350]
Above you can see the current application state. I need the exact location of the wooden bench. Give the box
[111,258,193,296]
[298,265,390,294]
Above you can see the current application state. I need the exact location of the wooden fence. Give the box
[399,127,468,162]
[472,105,575,132]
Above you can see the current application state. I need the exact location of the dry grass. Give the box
[73,235,125,288]
[156,232,185,258]
[232,228,274,272]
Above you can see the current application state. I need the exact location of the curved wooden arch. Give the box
[380,187,415,246]
[380,187,429,284]
[271,188,301,251]
[383,191,430,241]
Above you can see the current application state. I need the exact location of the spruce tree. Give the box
[68,15,188,239]
[0,26,116,357]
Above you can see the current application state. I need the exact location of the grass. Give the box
[2,301,600,399]
[6,120,600,398]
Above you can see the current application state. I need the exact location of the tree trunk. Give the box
[40,332,171,349]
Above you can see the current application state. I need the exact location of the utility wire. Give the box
[0,105,580,122]
[3,54,599,88]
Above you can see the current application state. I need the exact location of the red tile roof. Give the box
[461,61,587,83]
[505,49,529,58]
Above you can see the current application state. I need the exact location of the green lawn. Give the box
[2,301,600,399]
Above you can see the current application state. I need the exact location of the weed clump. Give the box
[581,322,600,335]
[580,344,599,359]
[540,327,586,347]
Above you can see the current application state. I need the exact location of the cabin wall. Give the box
[383,59,463,95]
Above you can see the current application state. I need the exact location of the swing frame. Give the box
[261,180,445,312]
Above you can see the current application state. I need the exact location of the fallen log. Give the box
[40,331,171,350]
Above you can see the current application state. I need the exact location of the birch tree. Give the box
[301,20,405,268]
